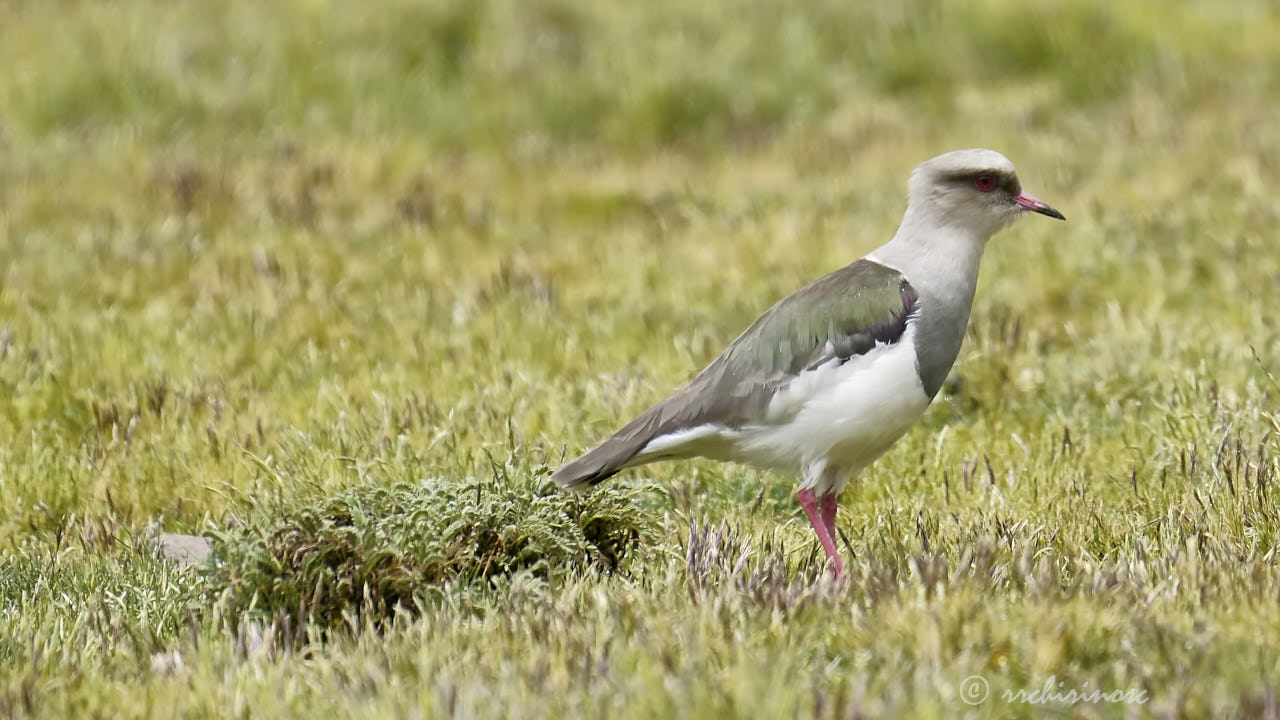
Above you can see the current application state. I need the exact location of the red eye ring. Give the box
[973,173,998,192]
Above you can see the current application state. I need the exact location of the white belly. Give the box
[636,325,931,477]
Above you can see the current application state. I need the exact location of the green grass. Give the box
[2,0,1280,716]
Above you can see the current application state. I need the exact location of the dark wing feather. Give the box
[554,259,918,488]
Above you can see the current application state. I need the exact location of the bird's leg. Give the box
[819,492,839,545]
[797,488,844,578]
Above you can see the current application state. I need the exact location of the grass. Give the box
[1,0,1279,717]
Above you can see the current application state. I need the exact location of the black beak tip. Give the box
[1039,205,1066,221]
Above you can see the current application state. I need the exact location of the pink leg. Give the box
[820,492,839,545]
[798,488,844,578]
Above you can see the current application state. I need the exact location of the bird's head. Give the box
[906,148,1064,239]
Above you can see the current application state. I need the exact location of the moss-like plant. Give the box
[203,472,651,629]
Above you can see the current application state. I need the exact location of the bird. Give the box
[553,149,1064,577]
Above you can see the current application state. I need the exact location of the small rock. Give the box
[157,533,212,568]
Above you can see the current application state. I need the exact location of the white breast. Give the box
[726,324,930,473]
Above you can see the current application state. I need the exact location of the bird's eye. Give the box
[973,173,998,192]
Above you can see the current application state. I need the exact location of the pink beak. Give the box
[1013,191,1065,220]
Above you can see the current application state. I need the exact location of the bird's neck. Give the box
[866,208,992,398]
[871,207,990,296]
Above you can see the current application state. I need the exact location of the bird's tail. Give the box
[553,406,674,489]
[552,435,649,490]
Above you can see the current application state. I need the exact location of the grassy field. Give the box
[2,0,1280,717]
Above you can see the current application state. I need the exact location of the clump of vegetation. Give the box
[203,473,651,628]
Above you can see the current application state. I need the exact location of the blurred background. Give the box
[1,0,1278,539]
[2,0,1279,526]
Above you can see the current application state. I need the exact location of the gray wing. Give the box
[554,258,919,488]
